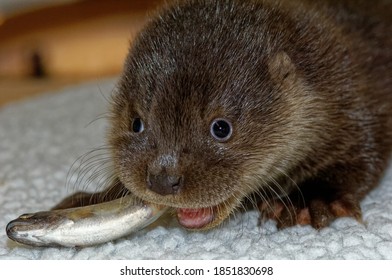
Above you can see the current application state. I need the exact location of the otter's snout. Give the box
[147,172,183,196]
[146,153,184,196]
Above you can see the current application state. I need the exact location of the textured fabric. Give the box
[1,79,391,259]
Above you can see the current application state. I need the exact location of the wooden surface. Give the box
[0,0,163,107]
[0,78,94,107]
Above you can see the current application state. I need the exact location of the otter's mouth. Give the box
[173,194,243,230]
[176,207,215,229]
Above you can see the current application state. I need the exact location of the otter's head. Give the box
[109,0,330,230]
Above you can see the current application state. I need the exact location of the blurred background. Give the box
[0,0,163,107]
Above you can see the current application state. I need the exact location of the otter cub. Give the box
[56,0,392,230]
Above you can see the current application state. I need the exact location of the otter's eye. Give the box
[132,118,144,133]
[210,118,233,142]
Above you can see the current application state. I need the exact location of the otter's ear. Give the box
[268,51,297,85]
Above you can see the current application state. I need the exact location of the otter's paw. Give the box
[258,199,311,227]
[259,193,363,229]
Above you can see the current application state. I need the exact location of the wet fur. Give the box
[56,0,392,230]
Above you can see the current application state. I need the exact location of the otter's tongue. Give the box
[177,208,214,229]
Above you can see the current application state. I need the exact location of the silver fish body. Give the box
[6,196,168,247]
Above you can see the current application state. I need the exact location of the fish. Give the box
[6,195,168,247]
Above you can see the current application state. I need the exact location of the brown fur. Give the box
[56,0,392,230]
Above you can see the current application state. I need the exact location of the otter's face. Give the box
[108,1,322,230]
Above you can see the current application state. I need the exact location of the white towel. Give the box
[1,79,391,259]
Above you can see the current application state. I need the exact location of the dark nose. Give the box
[147,173,183,196]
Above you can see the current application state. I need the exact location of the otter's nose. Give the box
[147,173,183,196]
